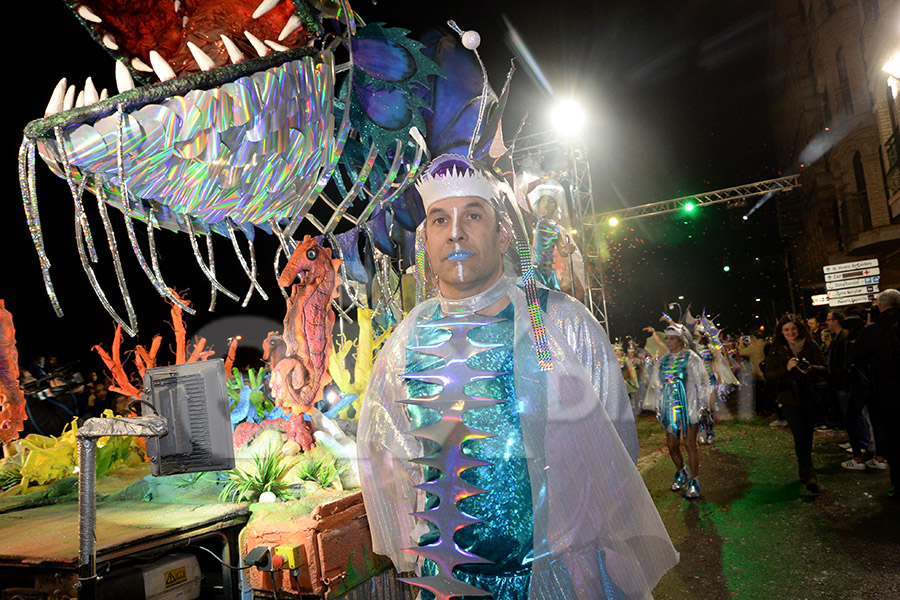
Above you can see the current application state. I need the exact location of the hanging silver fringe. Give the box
[226,219,268,307]
[55,126,99,263]
[74,201,137,338]
[145,210,196,315]
[96,191,138,335]
[19,138,63,317]
[185,218,239,309]
[270,219,294,299]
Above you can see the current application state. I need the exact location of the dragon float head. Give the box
[19,0,437,335]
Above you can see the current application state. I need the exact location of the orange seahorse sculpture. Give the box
[266,236,341,415]
[0,301,27,444]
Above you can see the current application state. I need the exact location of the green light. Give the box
[684,202,696,212]
[723,265,731,272]
[608,216,619,227]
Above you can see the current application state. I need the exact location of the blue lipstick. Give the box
[446,251,471,260]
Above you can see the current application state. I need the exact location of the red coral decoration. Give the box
[0,301,27,443]
[231,414,315,451]
[93,290,217,398]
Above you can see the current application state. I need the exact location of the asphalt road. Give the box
[637,415,900,600]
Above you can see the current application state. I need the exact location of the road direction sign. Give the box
[825,275,880,291]
[828,285,879,299]
[829,294,876,307]
[824,267,880,282]
[823,259,879,274]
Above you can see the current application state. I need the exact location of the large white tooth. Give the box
[187,41,216,71]
[132,57,153,72]
[244,30,269,57]
[77,5,102,23]
[115,60,135,93]
[83,77,99,104]
[220,34,245,64]
[149,50,177,81]
[183,15,189,28]
[63,84,76,110]
[102,33,119,50]
[252,0,281,19]
[75,90,85,108]
[99,88,108,101]
[278,15,301,41]
[45,77,67,116]
[174,0,181,11]
[264,39,290,52]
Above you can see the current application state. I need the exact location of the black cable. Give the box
[130,398,159,415]
[191,544,253,571]
[269,570,280,600]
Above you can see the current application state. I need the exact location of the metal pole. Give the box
[77,437,97,600]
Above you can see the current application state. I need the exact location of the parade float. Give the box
[4,0,543,598]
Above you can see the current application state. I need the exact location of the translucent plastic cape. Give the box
[646,350,712,428]
[358,277,678,599]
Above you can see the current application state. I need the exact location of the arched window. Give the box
[836,46,853,114]
[853,151,873,229]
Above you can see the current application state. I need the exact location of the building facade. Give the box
[769,0,900,302]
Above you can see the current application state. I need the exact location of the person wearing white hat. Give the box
[645,323,712,500]
[357,154,678,599]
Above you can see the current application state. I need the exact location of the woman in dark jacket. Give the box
[765,314,827,493]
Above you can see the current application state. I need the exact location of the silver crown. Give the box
[415,164,496,210]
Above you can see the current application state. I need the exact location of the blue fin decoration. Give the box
[333,227,368,284]
[364,206,396,256]
[391,187,425,232]
[350,34,418,83]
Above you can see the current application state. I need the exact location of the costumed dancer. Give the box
[533,195,577,292]
[358,153,678,599]
[695,331,740,445]
[645,323,712,499]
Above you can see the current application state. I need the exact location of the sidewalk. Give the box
[637,415,900,599]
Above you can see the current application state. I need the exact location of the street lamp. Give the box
[550,98,587,138]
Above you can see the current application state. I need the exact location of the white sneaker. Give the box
[838,442,851,450]
[769,419,788,427]
[841,459,866,471]
[866,458,889,470]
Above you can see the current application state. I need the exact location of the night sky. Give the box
[4,0,787,370]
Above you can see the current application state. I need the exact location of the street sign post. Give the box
[822,259,879,307]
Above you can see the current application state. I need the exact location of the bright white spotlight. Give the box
[884,53,900,79]
[550,98,587,137]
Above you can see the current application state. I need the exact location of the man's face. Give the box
[825,312,841,334]
[424,195,510,299]
[665,335,684,353]
[807,317,819,331]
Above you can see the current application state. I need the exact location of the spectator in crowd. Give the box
[739,334,768,414]
[850,290,900,491]
[765,314,827,494]
[827,310,871,470]
[807,315,826,351]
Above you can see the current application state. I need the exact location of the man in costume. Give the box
[358,154,677,600]
[645,324,711,500]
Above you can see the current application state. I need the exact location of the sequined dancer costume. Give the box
[534,216,566,291]
[358,277,679,600]
[648,349,710,438]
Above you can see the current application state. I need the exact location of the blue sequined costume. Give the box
[358,278,679,600]
[407,304,537,598]
[650,349,710,438]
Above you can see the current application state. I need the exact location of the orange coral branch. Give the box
[186,337,214,363]
[92,325,141,398]
[224,336,240,376]
[167,289,189,365]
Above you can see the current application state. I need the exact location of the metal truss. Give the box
[510,132,609,331]
[588,174,801,225]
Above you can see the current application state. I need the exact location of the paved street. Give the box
[637,415,900,600]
